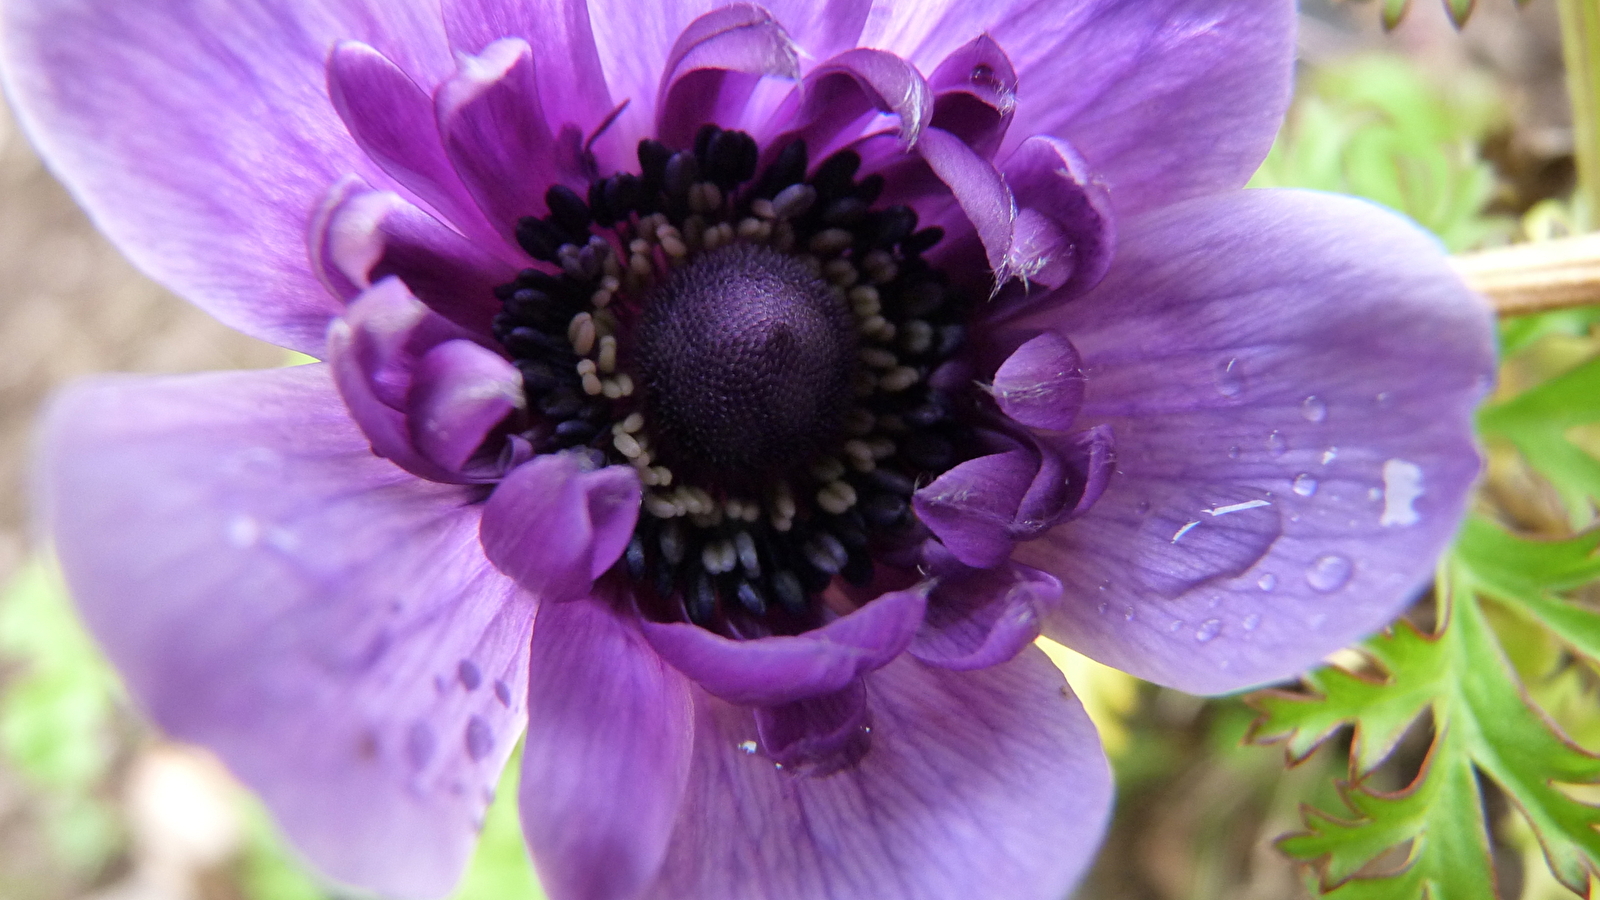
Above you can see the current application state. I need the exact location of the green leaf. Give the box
[1479,355,1600,526]
[1443,0,1476,28]
[1383,0,1413,31]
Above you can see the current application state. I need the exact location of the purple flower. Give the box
[4,0,1494,898]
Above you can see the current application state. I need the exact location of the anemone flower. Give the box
[4,0,1494,897]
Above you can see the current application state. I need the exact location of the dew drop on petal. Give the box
[1380,458,1424,527]
[457,660,482,691]
[1301,395,1328,423]
[1122,606,1135,621]
[406,722,436,770]
[1227,445,1241,460]
[1135,500,1152,516]
[465,716,493,761]
[225,513,260,549]
[1096,601,1109,615]
[1375,391,1393,407]
[738,740,758,754]
[493,680,512,707]
[1291,474,1319,497]
[1266,431,1287,458]
[1195,619,1222,642]
[1214,357,1245,398]
[1242,613,1262,631]
[1257,573,1277,591]
[1321,447,1338,465]
[1168,619,1184,633]
[1305,554,1353,593]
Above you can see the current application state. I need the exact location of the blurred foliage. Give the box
[1249,54,1513,252]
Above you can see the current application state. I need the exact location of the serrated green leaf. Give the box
[1455,517,1600,663]
[1480,354,1600,525]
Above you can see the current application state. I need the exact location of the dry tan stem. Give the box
[1452,233,1600,316]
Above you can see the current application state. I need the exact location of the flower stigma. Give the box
[491,126,977,636]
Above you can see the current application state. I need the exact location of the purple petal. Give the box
[312,186,519,333]
[639,585,928,706]
[996,136,1115,302]
[642,650,1111,900]
[1006,190,1495,693]
[991,331,1086,432]
[441,0,614,146]
[914,451,1033,569]
[654,4,800,149]
[764,48,931,158]
[36,365,531,899]
[408,340,525,475]
[479,455,642,603]
[520,593,693,900]
[0,0,454,354]
[860,0,1295,218]
[753,680,871,775]
[916,127,1014,277]
[911,543,1055,671]
[436,38,579,242]
[327,42,501,249]
[927,35,1018,160]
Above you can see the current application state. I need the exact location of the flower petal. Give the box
[914,451,1033,569]
[927,35,1018,160]
[911,543,1055,671]
[639,584,928,706]
[1009,190,1495,693]
[408,339,526,475]
[916,126,1013,277]
[991,330,1086,432]
[480,455,642,602]
[441,0,614,140]
[764,48,932,158]
[436,38,583,242]
[860,0,1295,218]
[520,593,694,900]
[313,186,519,333]
[0,0,453,354]
[654,5,801,149]
[753,679,871,775]
[996,135,1115,303]
[642,649,1111,900]
[36,365,531,900]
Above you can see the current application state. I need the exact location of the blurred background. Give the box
[0,0,1592,898]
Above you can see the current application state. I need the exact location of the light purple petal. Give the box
[927,35,1017,160]
[996,136,1115,302]
[914,451,1033,569]
[520,593,693,900]
[642,649,1111,900]
[36,365,531,899]
[436,38,580,242]
[991,331,1086,432]
[753,680,871,775]
[911,543,1055,671]
[762,48,931,158]
[640,585,928,706]
[480,455,642,602]
[0,0,454,354]
[654,5,801,149]
[1006,190,1495,693]
[860,0,1295,218]
[327,42,501,249]
[442,0,614,144]
[916,126,1013,277]
[312,186,519,333]
[408,340,525,475]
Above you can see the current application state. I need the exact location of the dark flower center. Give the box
[491,126,977,637]
[633,243,857,488]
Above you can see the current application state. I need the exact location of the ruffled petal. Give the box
[911,543,1056,671]
[639,584,928,706]
[480,455,642,603]
[762,48,931,158]
[312,185,519,333]
[991,331,1086,432]
[0,0,454,354]
[441,0,614,142]
[1008,190,1495,693]
[436,38,584,241]
[859,0,1295,218]
[36,365,531,899]
[927,35,1018,161]
[996,136,1115,303]
[916,127,1013,277]
[914,451,1034,568]
[408,340,527,474]
[654,4,800,149]
[641,649,1111,900]
[520,594,694,900]
[753,680,871,775]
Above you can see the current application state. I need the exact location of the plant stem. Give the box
[1453,232,1600,315]
[1559,0,1600,228]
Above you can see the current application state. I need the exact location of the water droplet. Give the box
[464,716,493,761]
[1321,447,1338,465]
[1266,431,1287,458]
[1214,357,1245,398]
[1122,606,1135,621]
[1367,486,1383,502]
[1227,445,1241,460]
[1168,619,1185,633]
[1134,500,1152,516]
[265,527,299,552]
[1195,619,1222,642]
[1374,391,1392,407]
[225,513,260,549]
[738,740,758,754]
[1096,601,1109,615]
[1097,580,1111,592]
[1242,613,1262,631]
[1305,554,1353,593]
[457,660,482,691]
[1380,458,1424,527]
[1292,473,1319,497]
[493,680,512,707]
[1301,395,1328,423]
[1257,573,1277,591]
[406,722,436,770]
